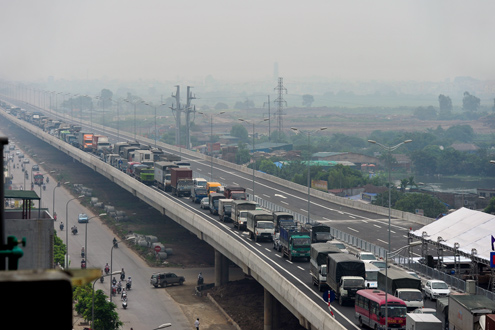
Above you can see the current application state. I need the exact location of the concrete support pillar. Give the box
[264,288,273,330]
[214,249,229,286]
[272,297,280,329]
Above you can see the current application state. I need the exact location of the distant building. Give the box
[312,152,379,169]
[451,143,479,153]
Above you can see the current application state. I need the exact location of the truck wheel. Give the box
[179,280,184,285]
[254,234,258,242]
[288,253,293,262]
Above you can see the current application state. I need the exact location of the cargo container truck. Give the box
[170,168,193,197]
[223,186,247,200]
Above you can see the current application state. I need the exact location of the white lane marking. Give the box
[347,227,359,233]
[281,201,289,205]
[263,194,270,198]
[265,248,271,252]
[374,224,381,228]
[297,266,305,271]
[377,239,388,244]
[274,194,287,199]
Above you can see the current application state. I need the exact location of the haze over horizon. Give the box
[1,1,494,84]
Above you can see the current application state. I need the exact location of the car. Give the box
[23,158,29,164]
[412,307,437,316]
[200,197,209,210]
[406,271,420,279]
[18,153,24,159]
[326,240,349,253]
[357,251,378,263]
[15,150,20,155]
[78,213,89,223]
[150,272,185,288]
[32,165,39,171]
[423,279,450,300]
[369,260,387,270]
[273,233,282,252]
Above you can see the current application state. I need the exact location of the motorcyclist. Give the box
[126,276,132,290]
[43,184,46,191]
[121,288,127,300]
[105,263,110,274]
[81,259,86,269]
[117,281,122,294]
[120,268,125,281]
[72,226,78,235]
[111,283,117,296]
[81,247,85,258]
[197,272,204,285]
[46,176,49,183]
[113,237,118,248]
[112,277,117,286]
[59,222,64,230]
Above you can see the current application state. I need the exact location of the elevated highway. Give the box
[0,101,434,329]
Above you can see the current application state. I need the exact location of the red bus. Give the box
[355,289,407,330]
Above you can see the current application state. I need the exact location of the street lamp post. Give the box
[110,236,135,302]
[367,139,412,328]
[198,111,225,181]
[291,127,328,224]
[84,213,107,264]
[65,195,84,268]
[124,99,143,141]
[238,118,269,198]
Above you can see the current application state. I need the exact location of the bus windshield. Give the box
[366,271,378,282]
[381,305,407,318]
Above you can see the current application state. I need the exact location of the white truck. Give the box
[218,199,233,222]
[406,313,442,330]
[377,268,424,311]
[246,210,274,242]
[231,200,257,230]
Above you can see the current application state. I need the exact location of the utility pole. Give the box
[170,86,183,147]
[263,95,271,142]
[274,77,287,141]
[185,86,196,150]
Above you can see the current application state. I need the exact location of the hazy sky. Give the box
[1,1,494,83]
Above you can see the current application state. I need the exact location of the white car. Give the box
[326,240,349,253]
[200,197,209,210]
[357,251,378,263]
[424,280,450,300]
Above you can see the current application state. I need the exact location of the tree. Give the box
[413,106,437,120]
[235,142,251,164]
[99,89,113,107]
[230,124,249,142]
[462,91,480,112]
[54,230,66,267]
[394,193,447,218]
[234,99,254,110]
[302,94,314,107]
[438,94,453,118]
[74,284,123,330]
[483,197,495,214]
[214,102,228,110]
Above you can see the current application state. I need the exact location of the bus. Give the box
[364,263,380,289]
[355,289,407,330]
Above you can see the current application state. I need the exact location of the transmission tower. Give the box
[170,85,183,147]
[274,77,287,140]
[185,86,196,149]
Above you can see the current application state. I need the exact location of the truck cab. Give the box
[209,193,224,215]
[247,210,275,242]
[218,199,233,222]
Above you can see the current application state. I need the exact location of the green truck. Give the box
[279,224,311,261]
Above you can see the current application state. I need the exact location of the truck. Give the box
[206,182,221,196]
[154,161,179,191]
[134,166,154,185]
[193,178,207,188]
[91,135,111,154]
[309,242,342,291]
[364,262,380,289]
[191,186,208,204]
[208,193,224,215]
[326,253,366,306]
[218,199,233,222]
[310,224,333,243]
[448,294,495,330]
[246,210,275,242]
[76,132,93,151]
[232,200,257,230]
[272,211,295,232]
[279,224,311,261]
[160,152,181,162]
[377,268,423,311]
[405,313,442,330]
[223,186,247,200]
[130,150,154,166]
[170,167,193,197]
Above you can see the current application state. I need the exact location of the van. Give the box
[193,178,207,188]
[364,263,380,289]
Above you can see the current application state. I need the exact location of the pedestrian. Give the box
[194,317,200,330]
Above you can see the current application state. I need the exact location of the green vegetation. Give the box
[74,284,122,330]
[54,230,66,267]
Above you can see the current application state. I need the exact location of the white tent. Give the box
[410,207,493,264]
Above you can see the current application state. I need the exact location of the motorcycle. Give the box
[81,260,86,269]
[43,184,46,191]
[112,287,116,296]
[117,286,122,294]
[126,282,131,290]
[113,239,118,248]
[72,227,78,235]
[120,272,125,281]
[105,266,110,275]
[122,292,127,301]
[81,250,85,258]
[59,222,64,231]
[122,300,127,309]
[100,276,104,283]
[46,177,49,183]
